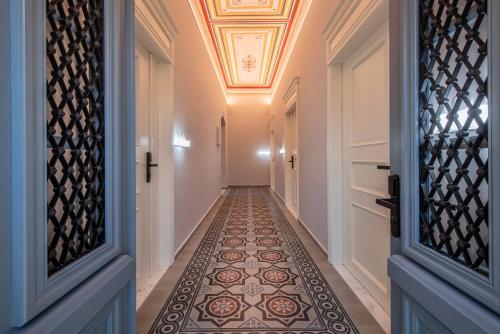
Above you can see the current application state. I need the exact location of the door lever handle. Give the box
[146,151,159,183]
[376,174,400,238]
[377,165,390,170]
[288,155,295,169]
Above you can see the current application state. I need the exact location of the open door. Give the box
[9,1,135,332]
[386,0,500,333]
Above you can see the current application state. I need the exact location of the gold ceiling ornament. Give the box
[242,55,257,72]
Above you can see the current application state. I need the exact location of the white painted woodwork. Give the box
[270,115,276,191]
[283,78,300,218]
[135,43,154,291]
[288,108,298,211]
[135,0,177,296]
[341,22,390,312]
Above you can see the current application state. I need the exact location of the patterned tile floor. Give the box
[138,187,385,334]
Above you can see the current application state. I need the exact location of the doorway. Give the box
[220,116,227,190]
[270,115,276,191]
[325,1,391,324]
[134,6,176,308]
[284,103,299,218]
[135,42,156,293]
[341,22,390,312]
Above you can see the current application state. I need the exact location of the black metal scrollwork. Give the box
[46,0,105,275]
[419,0,489,275]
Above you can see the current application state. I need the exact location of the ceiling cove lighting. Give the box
[173,134,191,148]
[188,0,312,99]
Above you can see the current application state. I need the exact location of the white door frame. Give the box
[324,0,389,265]
[283,77,300,218]
[270,114,276,191]
[220,115,228,190]
[135,0,177,271]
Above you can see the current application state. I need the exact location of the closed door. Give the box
[221,117,227,189]
[286,107,299,216]
[270,115,276,190]
[342,22,390,311]
[135,43,156,291]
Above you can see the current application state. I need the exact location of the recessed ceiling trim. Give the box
[199,0,298,89]
[189,0,311,98]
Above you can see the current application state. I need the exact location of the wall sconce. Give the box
[173,133,191,148]
[279,147,285,154]
[257,150,271,156]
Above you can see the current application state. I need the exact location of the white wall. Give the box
[165,0,228,251]
[227,104,270,186]
[270,0,339,249]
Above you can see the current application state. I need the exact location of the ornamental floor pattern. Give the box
[138,187,384,334]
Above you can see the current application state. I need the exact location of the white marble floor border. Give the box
[136,266,169,310]
[333,264,391,333]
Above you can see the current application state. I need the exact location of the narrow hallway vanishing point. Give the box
[137,187,384,334]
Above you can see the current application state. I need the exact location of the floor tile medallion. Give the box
[148,188,359,333]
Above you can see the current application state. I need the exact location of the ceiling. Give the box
[190,0,310,97]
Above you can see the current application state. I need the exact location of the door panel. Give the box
[9,0,135,331]
[285,107,298,216]
[81,292,123,334]
[402,293,453,334]
[389,0,500,332]
[291,110,298,209]
[342,22,390,312]
[135,43,153,291]
[19,257,135,333]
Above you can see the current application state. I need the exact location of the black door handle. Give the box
[288,155,295,169]
[376,174,400,238]
[377,165,390,170]
[146,151,159,183]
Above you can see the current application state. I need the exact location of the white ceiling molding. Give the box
[189,0,312,100]
[323,0,388,65]
[136,0,178,63]
[283,76,299,111]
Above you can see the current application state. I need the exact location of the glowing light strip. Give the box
[173,134,191,148]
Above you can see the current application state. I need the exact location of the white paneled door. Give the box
[285,106,299,217]
[135,43,159,292]
[342,22,391,312]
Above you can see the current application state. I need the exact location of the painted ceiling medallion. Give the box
[191,0,305,91]
[242,54,257,72]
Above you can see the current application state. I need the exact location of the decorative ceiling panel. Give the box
[193,0,302,90]
[206,0,295,20]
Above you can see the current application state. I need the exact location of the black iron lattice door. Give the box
[7,0,134,331]
[418,0,489,275]
[46,0,106,275]
[387,0,500,333]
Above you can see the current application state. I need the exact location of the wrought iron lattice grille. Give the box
[419,0,489,276]
[46,0,105,276]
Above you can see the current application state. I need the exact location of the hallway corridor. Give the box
[137,188,384,333]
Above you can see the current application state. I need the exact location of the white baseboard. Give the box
[136,266,168,310]
[174,195,221,257]
[297,218,328,255]
[273,189,286,204]
[333,265,390,333]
